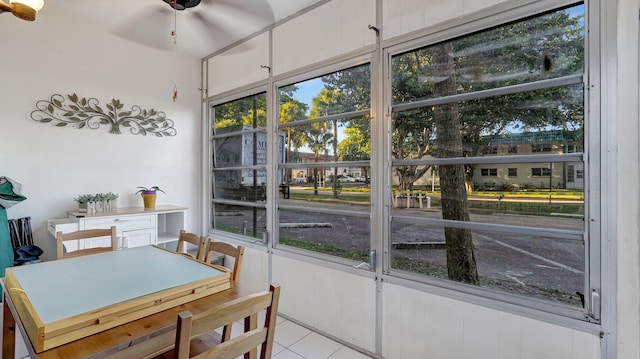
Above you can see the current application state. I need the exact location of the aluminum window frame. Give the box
[208,87,270,244]
[273,57,374,262]
[382,1,596,323]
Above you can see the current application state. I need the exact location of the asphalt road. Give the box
[216,189,585,307]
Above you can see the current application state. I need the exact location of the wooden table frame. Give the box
[3,284,258,359]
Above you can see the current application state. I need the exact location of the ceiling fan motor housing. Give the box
[163,0,201,11]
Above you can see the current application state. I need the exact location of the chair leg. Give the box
[222,323,232,342]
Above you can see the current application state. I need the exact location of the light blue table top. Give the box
[9,246,225,323]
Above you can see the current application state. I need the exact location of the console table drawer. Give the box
[83,214,156,231]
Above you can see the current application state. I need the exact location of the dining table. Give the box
[2,245,257,359]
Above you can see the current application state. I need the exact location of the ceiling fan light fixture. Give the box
[8,0,44,21]
[163,0,201,11]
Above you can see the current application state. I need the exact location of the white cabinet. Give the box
[122,228,156,248]
[52,205,187,256]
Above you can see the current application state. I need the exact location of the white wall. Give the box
[272,255,377,353]
[0,4,202,261]
[203,0,638,358]
[382,282,599,359]
[611,0,640,357]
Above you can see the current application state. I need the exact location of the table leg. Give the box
[3,296,16,359]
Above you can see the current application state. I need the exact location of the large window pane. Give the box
[391,5,584,103]
[211,93,268,238]
[277,64,372,261]
[280,209,370,262]
[391,161,584,231]
[391,85,584,161]
[213,204,266,240]
[389,3,586,304]
[390,222,584,307]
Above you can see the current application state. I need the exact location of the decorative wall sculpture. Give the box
[30,93,177,137]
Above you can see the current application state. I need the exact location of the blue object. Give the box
[0,177,27,277]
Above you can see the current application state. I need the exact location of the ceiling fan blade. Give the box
[191,11,235,40]
[202,0,275,24]
[114,6,175,51]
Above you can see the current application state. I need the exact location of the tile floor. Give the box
[223,315,374,359]
[5,310,374,359]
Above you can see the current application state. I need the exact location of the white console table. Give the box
[49,205,187,255]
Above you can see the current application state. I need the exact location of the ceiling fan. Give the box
[0,0,44,21]
[114,0,275,56]
[162,0,201,11]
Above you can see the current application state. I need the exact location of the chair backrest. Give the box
[176,230,206,260]
[174,284,280,359]
[203,239,244,283]
[56,226,117,260]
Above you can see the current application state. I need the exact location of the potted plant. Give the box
[74,194,96,213]
[136,186,165,209]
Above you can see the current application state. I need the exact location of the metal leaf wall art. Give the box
[30,93,177,137]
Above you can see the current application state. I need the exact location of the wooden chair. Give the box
[203,238,244,283]
[201,238,245,342]
[162,284,280,359]
[176,230,206,260]
[56,226,117,260]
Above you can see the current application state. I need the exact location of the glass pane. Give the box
[279,63,371,122]
[212,93,267,131]
[213,169,266,202]
[390,222,584,307]
[212,92,270,205]
[279,209,370,262]
[391,162,584,231]
[212,204,266,240]
[283,118,371,165]
[391,85,584,160]
[281,165,371,203]
[391,5,584,103]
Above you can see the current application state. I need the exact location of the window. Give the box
[481,168,497,176]
[389,4,586,314]
[210,93,268,240]
[532,167,552,176]
[567,165,575,182]
[487,146,498,155]
[532,143,553,152]
[207,1,594,324]
[277,63,372,261]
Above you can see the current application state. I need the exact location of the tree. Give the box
[338,126,371,180]
[391,7,584,191]
[321,65,372,186]
[302,121,332,195]
[387,6,583,284]
[310,88,343,198]
[432,41,479,284]
[279,92,308,182]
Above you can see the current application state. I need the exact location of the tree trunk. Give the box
[332,119,339,198]
[432,42,479,285]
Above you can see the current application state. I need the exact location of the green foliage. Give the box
[74,192,119,203]
[136,186,165,195]
[389,5,585,188]
[213,93,267,131]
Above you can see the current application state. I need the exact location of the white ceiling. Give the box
[44,0,324,58]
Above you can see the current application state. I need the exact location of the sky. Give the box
[291,77,324,116]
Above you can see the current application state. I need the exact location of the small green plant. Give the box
[74,194,95,204]
[104,191,119,200]
[136,186,165,195]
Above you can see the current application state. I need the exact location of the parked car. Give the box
[338,176,356,183]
